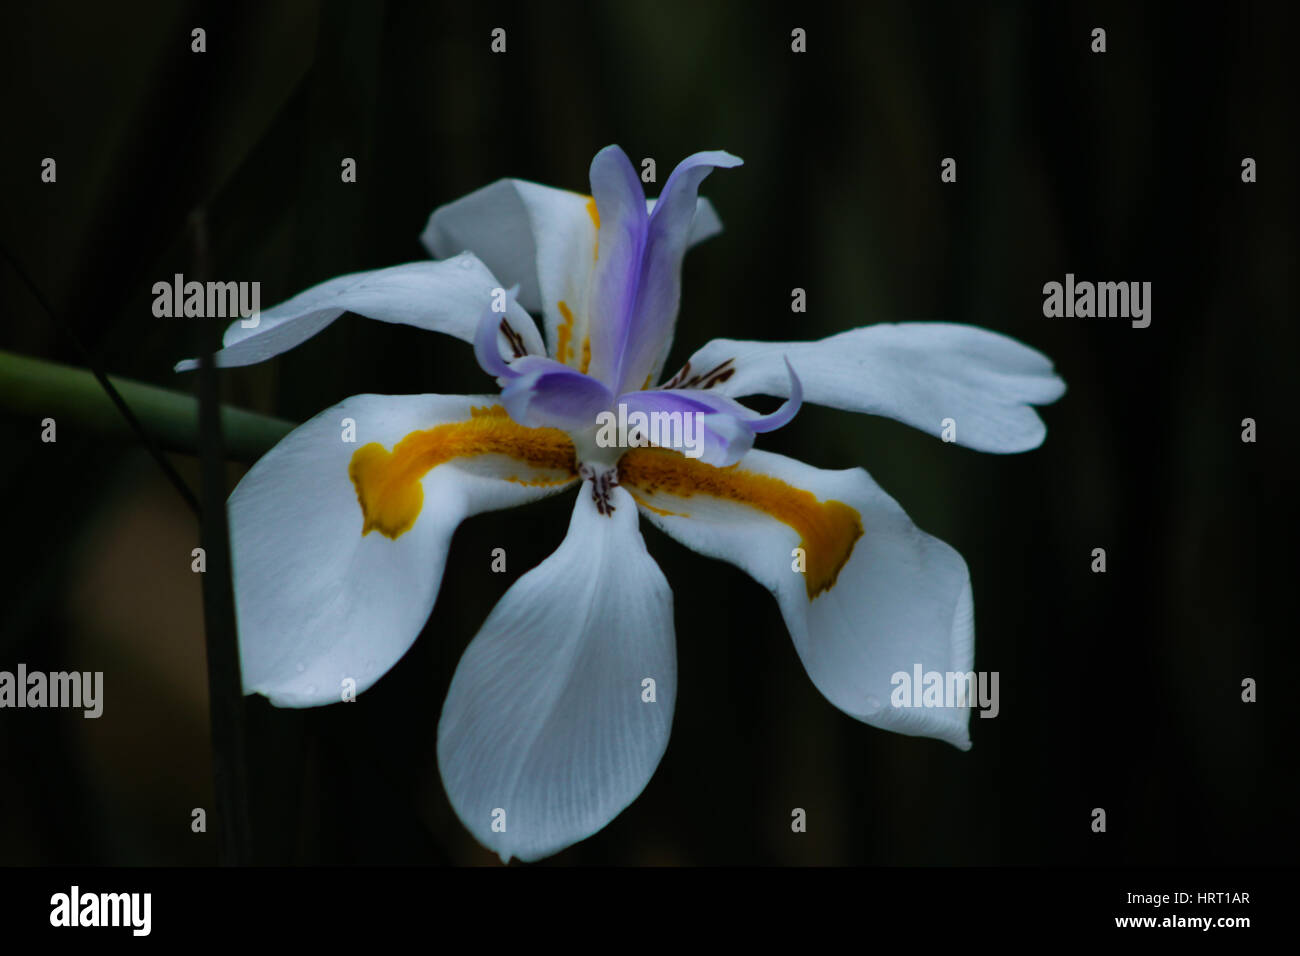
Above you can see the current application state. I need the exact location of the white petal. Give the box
[423,178,721,363]
[438,484,675,862]
[675,323,1066,452]
[622,449,973,749]
[174,255,542,371]
[422,180,552,313]
[232,393,576,707]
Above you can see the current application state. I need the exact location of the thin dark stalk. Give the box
[0,240,200,515]
[0,235,253,863]
[198,348,253,865]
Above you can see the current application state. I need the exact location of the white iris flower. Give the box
[177,146,1065,862]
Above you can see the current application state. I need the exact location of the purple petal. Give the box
[500,357,614,431]
[585,146,649,391]
[615,151,743,393]
[694,413,757,467]
[619,387,753,419]
[473,290,522,381]
[614,357,798,465]
[746,357,802,433]
[615,389,755,467]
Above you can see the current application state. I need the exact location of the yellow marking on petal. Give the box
[349,406,577,539]
[556,300,575,364]
[587,197,600,260]
[579,335,591,374]
[628,495,688,518]
[505,474,574,487]
[641,373,655,390]
[619,448,863,600]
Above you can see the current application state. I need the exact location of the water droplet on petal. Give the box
[295,662,306,674]
[305,684,317,695]
[456,255,474,270]
[864,695,881,714]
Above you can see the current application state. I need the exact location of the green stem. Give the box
[0,349,295,461]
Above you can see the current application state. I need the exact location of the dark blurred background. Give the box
[0,0,1294,865]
